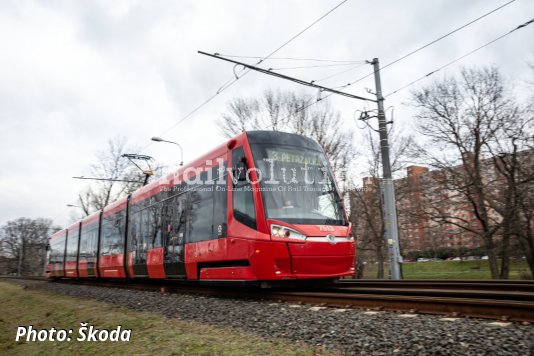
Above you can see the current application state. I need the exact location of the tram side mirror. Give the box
[233,157,248,182]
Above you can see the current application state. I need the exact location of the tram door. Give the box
[129,202,148,278]
[163,195,187,278]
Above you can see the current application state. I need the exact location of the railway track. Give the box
[337,279,534,292]
[273,291,534,322]
[323,279,534,321]
[5,277,534,322]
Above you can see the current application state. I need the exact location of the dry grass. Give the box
[0,282,320,355]
[362,259,532,279]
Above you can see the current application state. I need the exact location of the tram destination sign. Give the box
[265,148,323,167]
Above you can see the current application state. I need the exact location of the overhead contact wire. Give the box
[385,17,534,97]
[144,0,349,150]
[336,0,518,90]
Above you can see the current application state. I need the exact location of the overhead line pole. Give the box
[199,51,402,279]
[371,58,403,280]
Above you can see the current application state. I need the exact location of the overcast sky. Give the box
[0,0,532,228]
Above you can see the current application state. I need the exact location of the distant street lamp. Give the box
[151,137,184,166]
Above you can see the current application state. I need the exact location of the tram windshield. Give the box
[251,144,346,226]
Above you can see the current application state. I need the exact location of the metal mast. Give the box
[371,58,402,279]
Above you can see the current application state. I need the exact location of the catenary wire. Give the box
[150,0,515,143]
[312,62,369,83]
[385,17,534,97]
[250,0,348,66]
[215,55,365,63]
[268,62,367,71]
[264,0,520,122]
[333,0,517,90]
[140,0,349,153]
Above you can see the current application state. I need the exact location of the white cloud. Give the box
[0,0,532,227]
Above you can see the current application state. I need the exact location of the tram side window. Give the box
[150,203,162,248]
[60,237,66,263]
[80,225,98,259]
[162,196,185,248]
[66,232,78,262]
[161,200,173,248]
[50,240,56,263]
[142,208,151,251]
[79,229,89,260]
[174,196,187,237]
[129,210,141,253]
[49,240,57,263]
[113,213,125,254]
[53,236,65,264]
[101,217,111,255]
[135,201,163,251]
[232,147,256,229]
[188,189,214,242]
[53,239,61,263]
[90,227,99,258]
[101,212,125,255]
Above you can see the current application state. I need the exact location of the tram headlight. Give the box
[271,224,306,240]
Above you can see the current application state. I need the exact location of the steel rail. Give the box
[5,277,534,322]
[321,287,534,301]
[263,291,534,322]
[336,279,534,293]
[340,278,534,283]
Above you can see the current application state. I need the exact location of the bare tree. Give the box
[78,136,147,216]
[517,153,534,276]
[0,218,60,276]
[513,59,534,277]
[218,89,355,173]
[349,177,386,278]
[410,66,534,279]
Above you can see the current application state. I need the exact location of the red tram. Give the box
[46,131,355,284]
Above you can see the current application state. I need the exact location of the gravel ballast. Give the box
[8,279,534,355]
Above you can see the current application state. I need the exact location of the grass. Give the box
[362,259,532,279]
[0,282,318,355]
